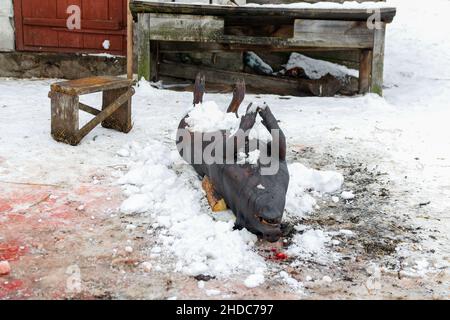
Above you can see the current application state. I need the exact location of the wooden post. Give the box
[359,49,372,94]
[127,0,134,80]
[50,92,80,146]
[150,40,160,81]
[371,23,386,96]
[137,13,151,81]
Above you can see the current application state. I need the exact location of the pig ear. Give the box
[227,79,246,115]
[193,73,206,105]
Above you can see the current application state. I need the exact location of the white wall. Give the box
[0,0,14,52]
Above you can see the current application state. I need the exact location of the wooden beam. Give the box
[159,41,366,54]
[51,76,133,96]
[293,20,374,49]
[127,0,134,80]
[359,49,372,94]
[137,13,151,80]
[79,102,100,116]
[159,61,357,96]
[130,1,397,23]
[370,24,386,96]
[149,13,224,42]
[147,16,373,49]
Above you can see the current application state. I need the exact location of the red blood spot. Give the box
[1,279,23,291]
[0,243,27,261]
[274,252,288,260]
[0,200,12,213]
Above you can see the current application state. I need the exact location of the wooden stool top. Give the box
[51,76,133,96]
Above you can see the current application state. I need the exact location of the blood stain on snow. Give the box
[0,200,12,213]
[0,242,28,262]
[0,279,24,298]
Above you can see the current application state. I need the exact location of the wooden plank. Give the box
[293,20,374,48]
[79,102,101,116]
[359,49,372,94]
[159,41,362,53]
[371,24,386,95]
[101,87,133,133]
[23,17,122,30]
[127,0,134,80]
[220,34,371,49]
[51,76,133,96]
[50,92,80,146]
[154,30,372,49]
[137,13,151,80]
[149,13,224,42]
[130,1,397,23]
[301,50,360,68]
[159,61,358,97]
[162,51,244,72]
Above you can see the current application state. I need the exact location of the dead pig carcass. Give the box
[176,74,289,242]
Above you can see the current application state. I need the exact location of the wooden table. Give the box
[131,1,396,96]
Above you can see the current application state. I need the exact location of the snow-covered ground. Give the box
[0,0,449,298]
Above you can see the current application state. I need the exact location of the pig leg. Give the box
[193,73,206,105]
[223,103,258,158]
[227,79,246,115]
[258,104,287,161]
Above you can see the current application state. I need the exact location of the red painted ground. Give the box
[0,182,123,299]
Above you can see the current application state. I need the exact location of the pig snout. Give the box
[261,227,282,243]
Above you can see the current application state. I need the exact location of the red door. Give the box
[14,0,128,56]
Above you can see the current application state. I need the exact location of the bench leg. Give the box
[101,87,133,133]
[50,92,80,146]
[370,24,386,96]
[359,49,372,94]
[138,13,151,81]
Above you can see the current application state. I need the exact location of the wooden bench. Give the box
[49,76,134,146]
[131,1,396,96]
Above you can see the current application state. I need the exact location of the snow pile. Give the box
[116,140,266,277]
[115,138,345,279]
[185,101,240,133]
[279,271,304,294]
[284,53,358,80]
[285,163,344,216]
[287,228,334,264]
[244,268,266,288]
[184,100,273,144]
[288,229,331,255]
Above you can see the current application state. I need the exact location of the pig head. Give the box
[176,74,289,242]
